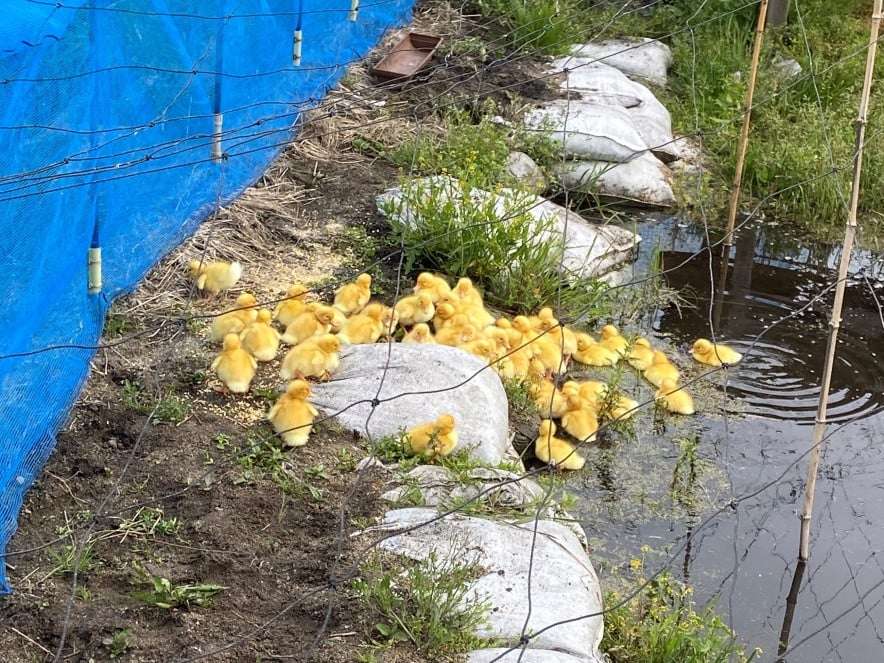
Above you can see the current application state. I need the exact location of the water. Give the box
[574,217,884,662]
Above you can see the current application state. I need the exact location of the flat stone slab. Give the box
[367,507,605,662]
[310,343,510,465]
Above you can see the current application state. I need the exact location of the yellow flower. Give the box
[629,558,642,570]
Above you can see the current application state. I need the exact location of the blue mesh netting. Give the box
[0,0,415,594]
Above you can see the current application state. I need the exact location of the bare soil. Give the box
[0,4,563,662]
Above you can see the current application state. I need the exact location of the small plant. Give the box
[151,392,189,425]
[132,575,226,610]
[103,628,133,659]
[117,507,180,538]
[502,377,538,416]
[305,464,330,482]
[669,435,707,513]
[45,540,99,579]
[336,447,358,472]
[476,0,585,56]
[214,432,231,449]
[353,547,491,659]
[104,312,139,338]
[121,379,151,414]
[602,572,760,662]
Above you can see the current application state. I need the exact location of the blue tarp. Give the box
[0,0,414,593]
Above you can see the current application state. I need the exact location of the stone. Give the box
[504,151,546,191]
[366,507,605,663]
[310,343,511,465]
[524,99,648,163]
[570,38,672,87]
[469,649,594,662]
[557,151,676,207]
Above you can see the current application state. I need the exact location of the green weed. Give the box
[476,0,585,56]
[117,507,180,538]
[45,541,100,579]
[353,548,492,659]
[132,575,226,610]
[602,572,760,663]
[102,628,133,659]
[151,393,189,425]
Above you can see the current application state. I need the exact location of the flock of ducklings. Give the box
[189,259,743,469]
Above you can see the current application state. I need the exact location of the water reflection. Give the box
[643,218,884,423]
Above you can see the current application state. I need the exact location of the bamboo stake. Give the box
[723,0,768,249]
[799,0,882,562]
[713,0,768,332]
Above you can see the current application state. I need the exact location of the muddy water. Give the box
[573,217,884,662]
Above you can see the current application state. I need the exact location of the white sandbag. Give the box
[557,152,676,207]
[626,85,678,163]
[548,57,644,108]
[524,99,647,163]
[570,38,672,87]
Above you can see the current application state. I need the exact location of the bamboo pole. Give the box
[799,0,882,562]
[723,0,768,249]
[713,0,768,332]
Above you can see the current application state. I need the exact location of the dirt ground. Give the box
[0,4,566,662]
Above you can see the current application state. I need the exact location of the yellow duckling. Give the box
[413,272,452,303]
[528,378,569,419]
[210,292,259,341]
[599,324,629,357]
[453,277,483,308]
[394,292,436,327]
[267,380,319,447]
[643,350,680,388]
[435,321,477,347]
[512,315,538,343]
[280,333,341,381]
[402,322,436,344]
[562,379,605,408]
[627,337,655,371]
[535,420,585,470]
[333,273,372,316]
[336,306,386,345]
[273,284,312,328]
[405,413,458,459]
[689,338,743,366]
[239,308,281,361]
[573,332,619,366]
[560,392,599,443]
[528,336,567,376]
[432,302,459,332]
[483,326,512,355]
[210,333,257,393]
[281,303,336,346]
[188,259,242,300]
[599,387,640,421]
[655,379,695,415]
[458,338,497,364]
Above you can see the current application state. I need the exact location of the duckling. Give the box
[210,292,259,341]
[402,322,436,344]
[432,302,459,332]
[528,336,567,376]
[280,333,341,381]
[534,419,585,470]
[453,277,483,308]
[627,337,655,371]
[210,333,257,393]
[528,378,569,418]
[273,284,311,328]
[267,380,319,447]
[281,303,336,345]
[413,272,452,303]
[239,308,281,361]
[405,413,458,459]
[655,378,695,415]
[530,307,556,333]
[573,332,619,366]
[599,388,640,421]
[599,324,629,357]
[562,379,605,408]
[643,350,680,388]
[690,338,743,366]
[458,338,497,364]
[543,323,578,364]
[560,392,599,443]
[188,259,242,300]
[435,321,477,347]
[394,292,435,327]
[483,326,512,355]
[512,315,538,343]
[333,273,372,316]
[336,306,383,345]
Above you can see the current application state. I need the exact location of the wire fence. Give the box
[2,0,883,661]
